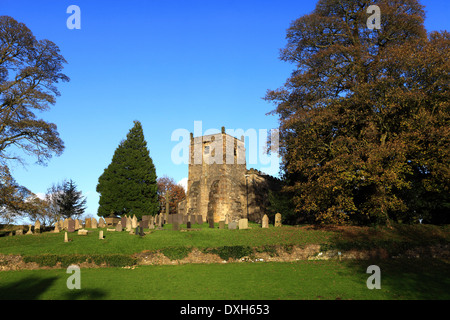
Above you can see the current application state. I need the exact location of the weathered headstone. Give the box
[34,220,41,233]
[53,223,60,233]
[68,219,75,233]
[16,229,24,235]
[262,214,269,229]
[148,216,155,230]
[187,221,191,229]
[132,215,138,229]
[74,219,81,231]
[78,229,88,236]
[228,221,237,230]
[63,219,69,230]
[115,221,123,232]
[85,218,92,229]
[238,218,248,230]
[139,221,145,236]
[121,216,127,228]
[91,218,98,229]
[172,220,180,231]
[219,220,225,229]
[64,232,68,243]
[126,217,132,232]
[275,213,282,227]
[98,217,106,228]
[209,218,215,229]
[99,230,104,239]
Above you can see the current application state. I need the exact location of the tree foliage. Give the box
[56,179,87,220]
[0,16,68,222]
[0,16,68,167]
[265,0,449,225]
[157,175,186,214]
[96,121,159,219]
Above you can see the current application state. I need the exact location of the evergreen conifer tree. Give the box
[96,121,159,219]
[56,179,87,219]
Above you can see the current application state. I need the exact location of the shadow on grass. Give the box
[336,258,450,300]
[0,276,58,300]
[0,275,107,300]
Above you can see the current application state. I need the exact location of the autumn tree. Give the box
[0,165,33,223]
[157,175,186,215]
[96,121,159,219]
[0,16,68,221]
[265,0,449,225]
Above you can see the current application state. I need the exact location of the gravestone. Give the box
[98,218,106,228]
[34,220,41,233]
[131,215,138,229]
[139,221,145,236]
[75,219,81,231]
[126,217,132,232]
[219,220,225,229]
[64,232,68,243]
[209,218,215,229]
[262,214,269,229]
[121,216,127,228]
[197,215,203,225]
[115,221,123,232]
[187,221,191,229]
[15,229,23,235]
[85,218,92,229]
[135,227,139,235]
[99,230,104,240]
[275,213,282,227]
[26,225,33,235]
[63,219,69,230]
[91,218,98,229]
[172,220,179,231]
[148,216,155,230]
[68,219,75,233]
[78,229,88,236]
[238,219,248,230]
[228,221,237,230]
[53,223,60,233]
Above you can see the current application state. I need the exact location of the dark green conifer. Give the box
[97,121,158,219]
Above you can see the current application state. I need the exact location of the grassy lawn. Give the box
[0,223,333,256]
[1,223,448,257]
[1,258,449,300]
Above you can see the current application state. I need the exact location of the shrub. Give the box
[160,247,193,261]
[202,246,253,261]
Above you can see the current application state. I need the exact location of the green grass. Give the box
[1,259,449,300]
[0,223,333,256]
[1,223,448,258]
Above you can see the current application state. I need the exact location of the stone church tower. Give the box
[178,126,280,224]
[183,127,246,223]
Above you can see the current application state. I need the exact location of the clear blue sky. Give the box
[2,0,449,220]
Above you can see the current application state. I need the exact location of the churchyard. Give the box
[0,214,449,300]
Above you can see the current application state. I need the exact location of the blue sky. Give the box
[2,0,449,220]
